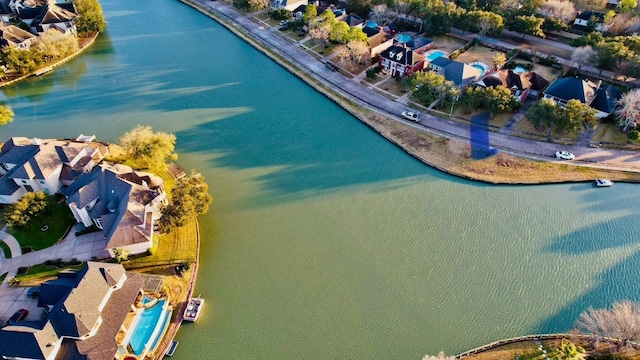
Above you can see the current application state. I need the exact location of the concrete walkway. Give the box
[0,228,110,288]
[185,0,640,173]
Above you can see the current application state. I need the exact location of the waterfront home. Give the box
[367,31,393,59]
[63,163,167,257]
[573,11,606,32]
[379,44,425,77]
[337,13,364,28]
[405,36,433,54]
[269,0,308,12]
[0,262,160,360]
[0,24,37,48]
[0,135,107,204]
[429,57,482,87]
[29,1,77,35]
[477,69,549,102]
[543,77,621,118]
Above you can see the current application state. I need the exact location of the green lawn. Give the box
[125,218,198,269]
[14,263,84,283]
[593,123,632,144]
[0,241,10,258]
[8,202,74,251]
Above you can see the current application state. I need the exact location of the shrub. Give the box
[449,50,459,59]
[627,130,639,140]
[270,9,291,20]
[366,67,378,80]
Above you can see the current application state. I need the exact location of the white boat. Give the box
[594,179,613,187]
[183,296,204,322]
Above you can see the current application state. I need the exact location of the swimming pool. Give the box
[471,63,486,77]
[397,33,412,43]
[128,299,171,356]
[512,65,528,74]
[426,50,446,62]
[365,21,377,28]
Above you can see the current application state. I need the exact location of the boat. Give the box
[165,340,179,357]
[34,66,52,76]
[594,179,613,187]
[183,296,204,322]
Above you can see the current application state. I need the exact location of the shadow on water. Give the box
[470,113,497,160]
[537,188,640,333]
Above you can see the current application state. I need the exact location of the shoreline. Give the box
[178,0,640,185]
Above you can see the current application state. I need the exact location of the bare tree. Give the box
[572,0,607,11]
[478,18,492,38]
[369,4,395,24]
[308,24,331,48]
[615,89,640,131]
[332,41,370,71]
[605,13,640,36]
[247,0,269,11]
[422,352,456,360]
[571,46,599,70]
[539,0,576,23]
[576,301,640,345]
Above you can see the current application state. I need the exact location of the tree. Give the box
[436,80,460,108]
[119,125,178,172]
[527,98,558,133]
[159,171,213,233]
[74,0,107,36]
[113,248,130,263]
[303,4,317,24]
[555,99,598,132]
[483,85,518,116]
[492,52,507,69]
[461,86,486,112]
[32,28,80,62]
[576,301,640,344]
[571,46,599,70]
[422,352,456,360]
[464,10,504,37]
[551,339,586,360]
[5,192,54,229]
[308,24,330,48]
[538,0,576,23]
[597,40,632,69]
[618,0,638,11]
[333,41,370,71]
[369,4,395,24]
[615,88,640,131]
[0,104,14,125]
[572,0,606,10]
[1,46,43,75]
[511,15,545,38]
[410,70,446,104]
[329,21,350,43]
[248,0,269,11]
[343,27,368,43]
[605,13,640,36]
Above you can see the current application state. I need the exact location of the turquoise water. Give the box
[397,33,412,43]
[365,21,377,28]
[427,50,446,61]
[0,0,640,358]
[471,63,486,77]
[513,65,528,74]
[129,299,168,355]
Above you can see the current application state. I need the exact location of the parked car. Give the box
[7,309,28,325]
[401,111,421,122]
[555,151,575,160]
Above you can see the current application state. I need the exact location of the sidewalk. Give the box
[186,0,640,172]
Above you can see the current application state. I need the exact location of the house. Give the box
[379,44,425,77]
[270,0,308,12]
[0,135,108,204]
[429,57,482,87]
[527,72,550,98]
[542,76,619,118]
[63,163,168,256]
[29,1,77,35]
[477,69,549,102]
[337,13,364,28]
[573,11,606,32]
[0,0,13,22]
[0,24,37,48]
[405,36,432,54]
[367,31,393,59]
[0,262,172,360]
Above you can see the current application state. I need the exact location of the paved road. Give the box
[185,0,640,172]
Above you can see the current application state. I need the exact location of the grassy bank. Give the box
[183,0,640,185]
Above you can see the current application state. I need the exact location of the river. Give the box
[1,0,639,358]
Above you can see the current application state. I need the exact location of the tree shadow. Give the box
[470,112,498,160]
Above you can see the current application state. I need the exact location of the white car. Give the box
[401,111,421,122]
[555,151,575,160]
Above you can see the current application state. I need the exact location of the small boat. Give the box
[594,179,613,187]
[183,296,204,322]
[166,340,179,357]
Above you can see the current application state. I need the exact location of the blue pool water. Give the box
[512,65,528,74]
[426,50,445,61]
[471,63,486,77]
[397,33,412,43]
[365,21,377,28]
[141,295,154,305]
[129,299,169,355]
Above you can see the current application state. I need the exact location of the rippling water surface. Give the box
[1,0,639,358]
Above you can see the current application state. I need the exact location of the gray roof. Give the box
[429,56,452,67]
[591,84,622,114]
[380,45,424,66]
[407,36,432,50]
[543,77,597,104]
[443,61,482,87]
[0,263,143,360]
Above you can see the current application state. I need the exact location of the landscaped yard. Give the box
[375,77,408,97]
[431,35,467,53]
[513,117,579,143]
[8,202,74,252]
[125,218,198,269]
[454,45,505,69]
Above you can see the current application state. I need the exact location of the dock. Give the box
[165,341,179,357]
